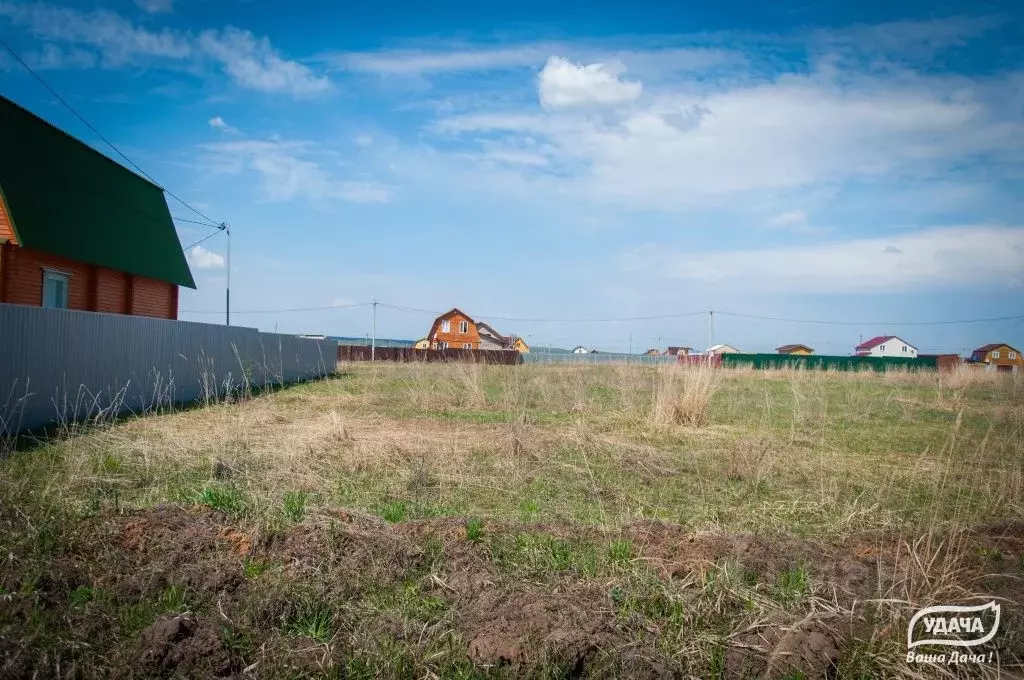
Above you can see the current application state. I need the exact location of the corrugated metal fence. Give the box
[337,345,521,364]
[523,351,679,365]
[0,303,337,436]
[720,353,938,371]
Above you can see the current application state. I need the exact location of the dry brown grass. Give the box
[649,362,720,427]
[2,362,1022,678]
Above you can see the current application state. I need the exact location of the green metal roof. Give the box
[0,96,195,288]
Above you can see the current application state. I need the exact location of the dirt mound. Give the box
[137,615,240,678]
[727,613,858,680]
[626,521,882,599]
[462,585,618,671]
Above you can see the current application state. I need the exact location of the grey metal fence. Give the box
[0,303,337,436]
[523,351,678,365]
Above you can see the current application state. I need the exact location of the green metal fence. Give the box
[720,353,938,371]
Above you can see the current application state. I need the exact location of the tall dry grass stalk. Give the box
[649,362,720,427]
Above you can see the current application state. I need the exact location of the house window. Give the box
[463,343,471,349]
[438,341,448,349]
[441,319,451,332]
[992,350,1000,359]
[902,346,907,352]
[1010,351,1017,360]
[459,320,468,333]
[880,344,885,351]
[42,270,69,309]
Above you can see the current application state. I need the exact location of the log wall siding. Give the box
[0,244,178,319]
[0,194,14,243]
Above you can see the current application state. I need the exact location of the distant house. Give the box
[968,343,1022,373]
[664,346,691,356]
[854,336,917,358]
[572,345,589,354]
[427,308,480,350]
[707,344,741,355]
[776,344,814,355]
[0,95,194,319]
[476,321,509,350]
[414,338,430,350]
[426,311,528,352]
[643,348,661,356]
[476,321,529,353]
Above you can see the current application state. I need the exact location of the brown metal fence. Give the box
[337,345,522,365]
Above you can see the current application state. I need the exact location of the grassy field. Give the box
[1,362,1022,678]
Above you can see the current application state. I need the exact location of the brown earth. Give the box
[4,505,1023,678]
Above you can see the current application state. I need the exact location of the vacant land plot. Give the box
[1,363,1022,678]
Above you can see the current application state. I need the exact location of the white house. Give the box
[572,345,589,354]
[854,335,917,358]
[706,344,741,355]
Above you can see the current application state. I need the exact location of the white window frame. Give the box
[441,319,451,333]
[879,344,886,351]
[41,268,70,309]
[992,350,1000,359]
[463,343,471,349]
[459,320,468,334]
[438,341,448,349]
[1010,351,1017,360]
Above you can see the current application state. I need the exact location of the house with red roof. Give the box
[854,336,917,358]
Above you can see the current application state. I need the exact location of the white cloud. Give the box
[27,43,97,69]
[202,139,392,204]
[766,209,831,234]
[329,45,551,75]
[538,56,643,109]
[187,244,225,269]
[354,134,373,147]
[134,0,173,14]
[436,63,1023,211]
[0,2,329,96]
[621,225,1024,292]
[208,115,240,134]
[198,27,331,95]
[0,2,191,66]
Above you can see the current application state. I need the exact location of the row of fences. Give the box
[1,303,337,437]
[523,351,678,365]
[718,353,938,371]
[337,345,522,365]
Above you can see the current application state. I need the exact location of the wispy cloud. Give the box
[323,44,552,75]
[621,225,1024,292]
[198,27,330,95]
[208,115,240,134]
[766,209,831,234]
[187,244,225,269]
[0,1,329,95]
[202,139,392,205]
[134,0,173,14]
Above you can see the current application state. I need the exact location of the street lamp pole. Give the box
[222,222,231,326]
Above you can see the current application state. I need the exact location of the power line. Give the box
[716,311,1024,326]
[376,303,708,323]
[184,227,225,251]
[181,302,372,315]
[172,216,221,227]
[0,35,222,229]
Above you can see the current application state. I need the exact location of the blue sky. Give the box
[1,0,1022,353]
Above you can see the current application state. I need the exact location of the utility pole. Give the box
[371,298,377,361]
[629,333,632,357]
[708,308,714,351]
[222,222,231,326]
